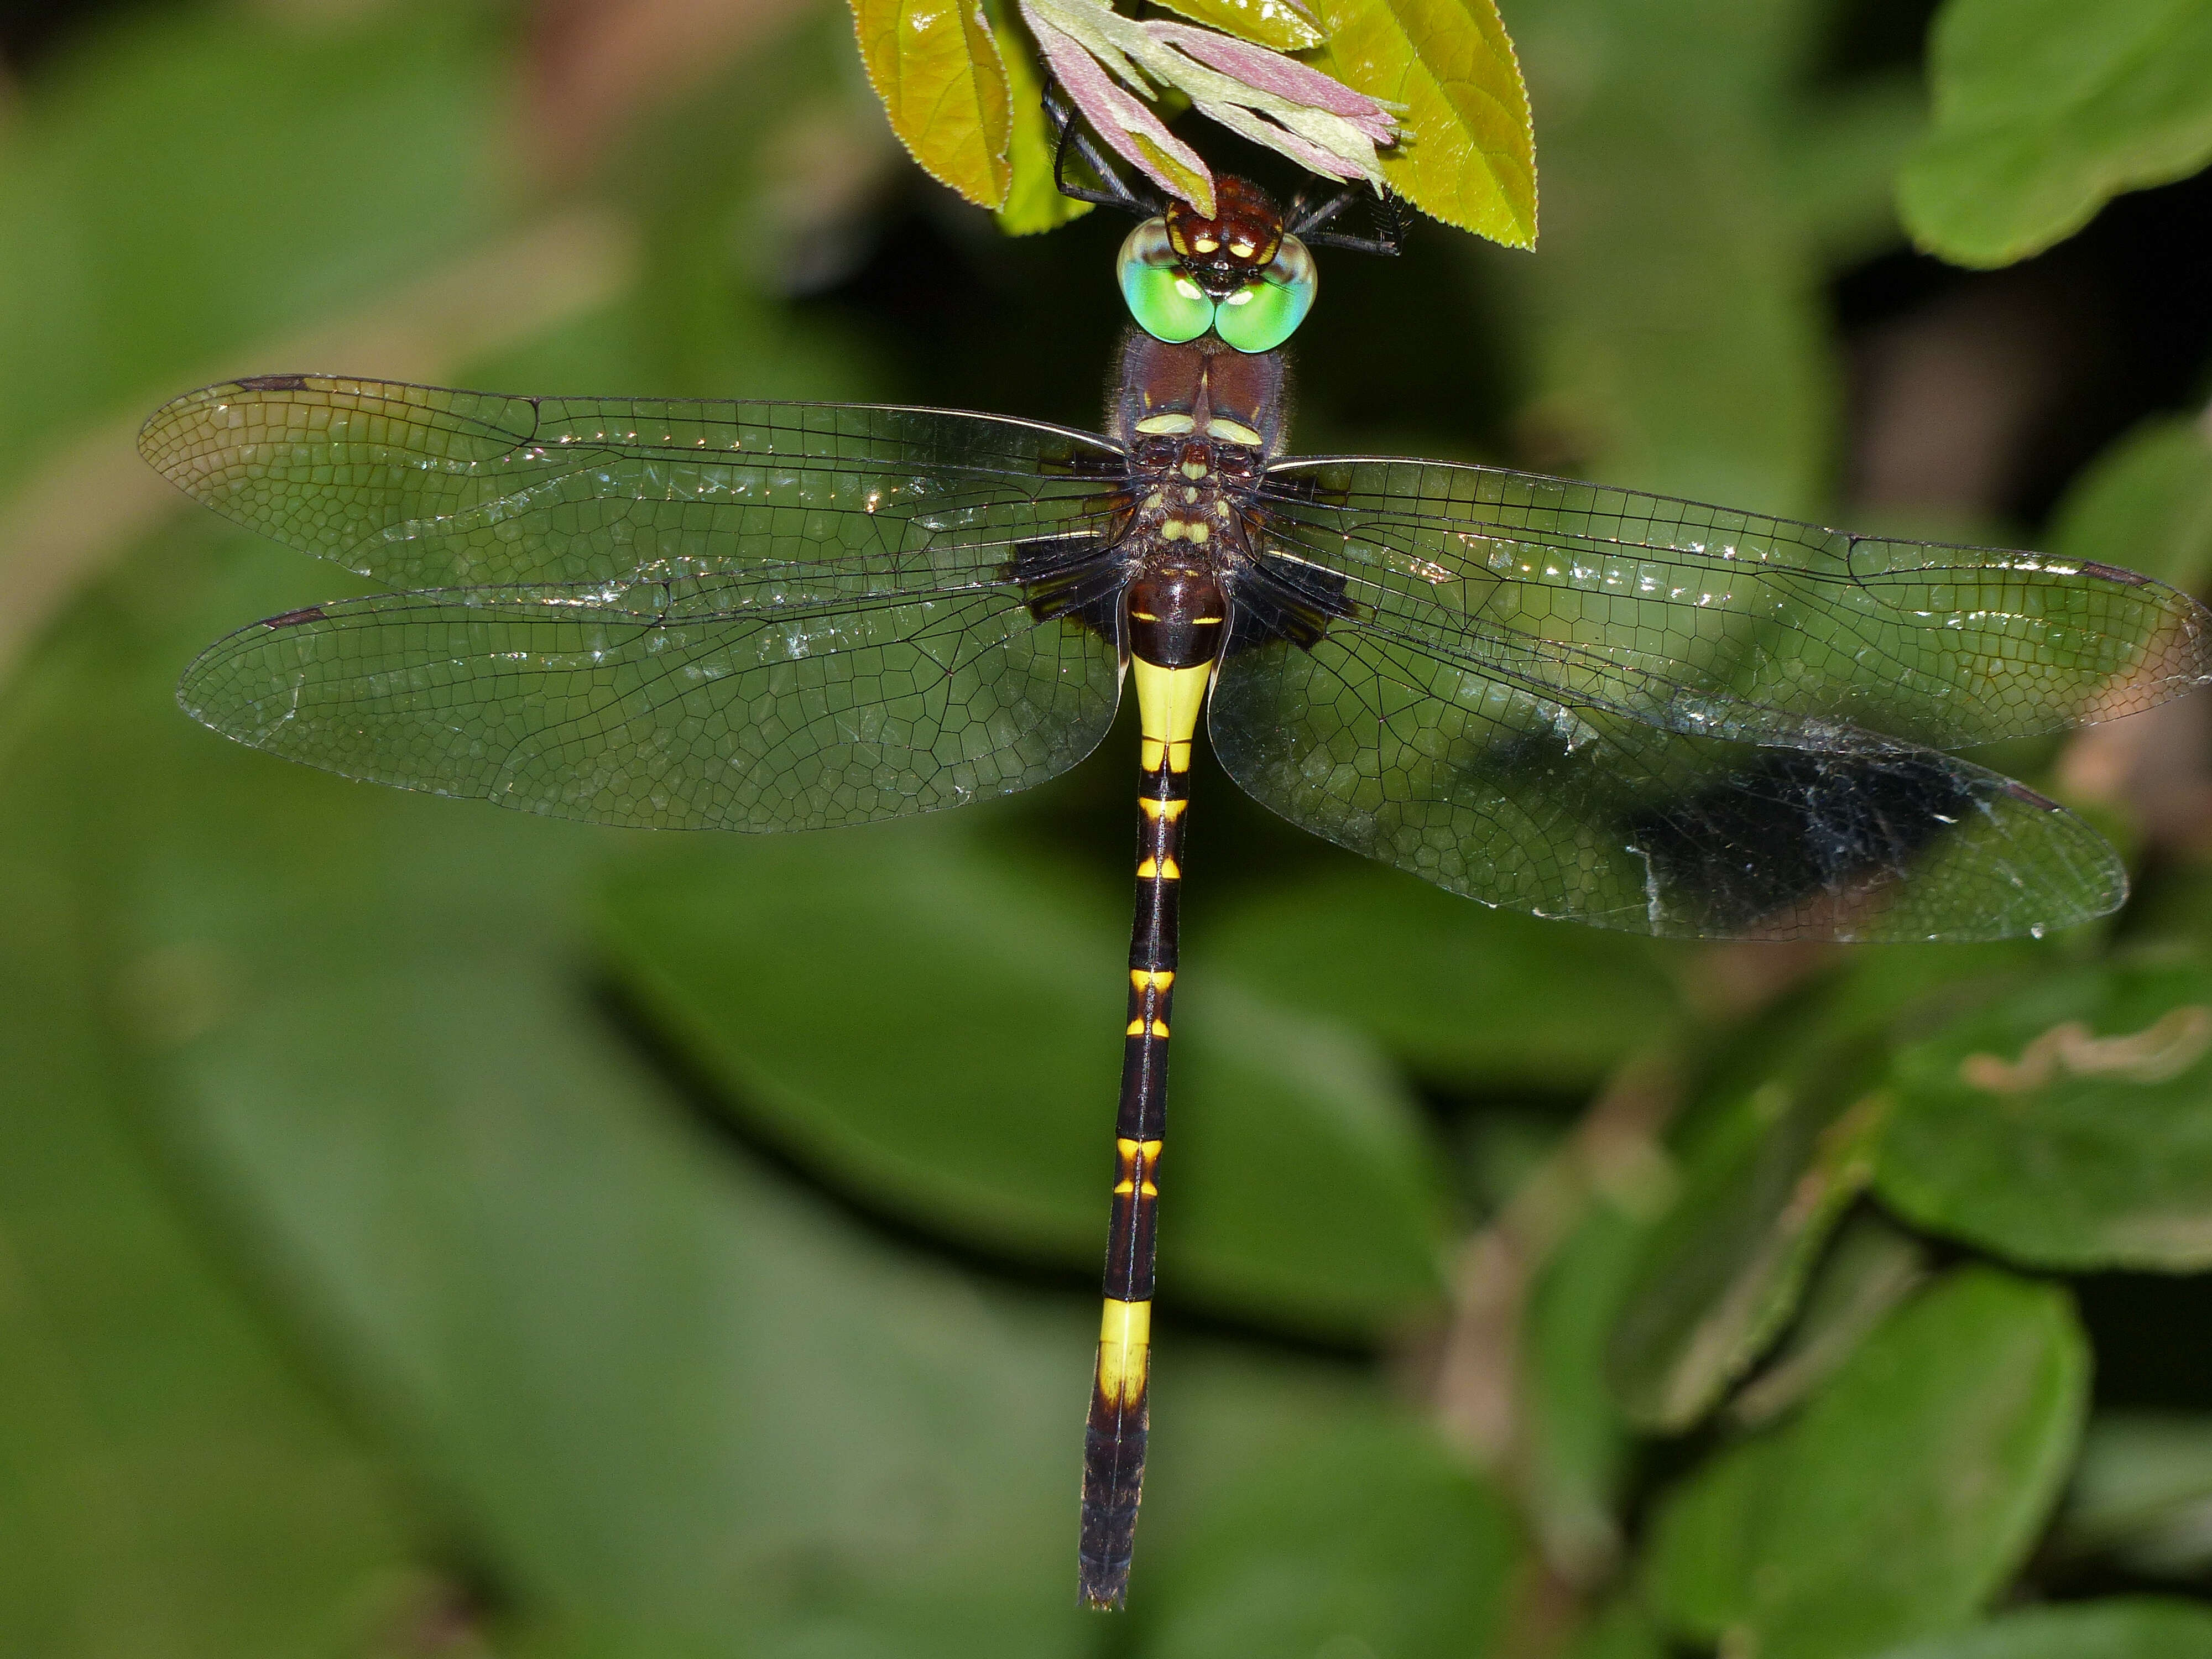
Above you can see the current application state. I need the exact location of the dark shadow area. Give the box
[2077,1271,2212,1411]
[0,0,147,67]
[1834,167,2212,530]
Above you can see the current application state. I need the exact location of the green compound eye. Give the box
[1118,218,1214,345]
[1212,234,1316,354]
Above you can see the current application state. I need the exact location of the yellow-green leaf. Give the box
[1146,0,1324,55]
[849,0,1013,208]
[993,19,1092,234]
[1133,129,1217,217]
[1307,0,1536,247]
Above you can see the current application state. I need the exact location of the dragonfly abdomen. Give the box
[1079,566,1223,1609]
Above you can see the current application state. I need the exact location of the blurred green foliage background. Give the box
[7,1,2212,1656]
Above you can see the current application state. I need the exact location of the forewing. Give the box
[1259,457,2212,750]
[1209,620,2125,942]
[140,375,1124,590]
[179,567,1124,831]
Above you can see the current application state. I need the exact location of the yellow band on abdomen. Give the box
[1097,1297,1153,1405]
[1131,658,1211,774]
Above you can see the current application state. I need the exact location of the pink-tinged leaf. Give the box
[1020,0,1399,209]
[1238,114,1364,178]
[1148,20,1390,123]
[1167,54,1392,186]
[848,0,1013,207]
[1128,129,1217,212]
[1260,111,1376,177]
[1021,0,1216,212]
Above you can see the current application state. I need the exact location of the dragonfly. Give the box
[142,165,2209,1610]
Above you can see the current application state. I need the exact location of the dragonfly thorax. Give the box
[1121,440,1244,670]
[1112,332,1286,455]
[1110,332,1280,672]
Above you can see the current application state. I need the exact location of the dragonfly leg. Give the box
[1047,77,1164,215]
[1078,651,1209,1609]
[1285,179,1404,257]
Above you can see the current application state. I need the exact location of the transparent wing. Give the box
[179,566,1124,831]
[1208,621,2125,942]
[140,375,1125,589]
[1258,457,2212,752]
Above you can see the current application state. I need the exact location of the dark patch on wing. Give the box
[1225,545,1359,655]
[1010,530,1128,644]
[235,374,311,392]
[264,606,327,628]
[1625,745,1978,935]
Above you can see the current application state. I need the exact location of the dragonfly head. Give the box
[1118,176,1317,356]
[1166,177,1284,289]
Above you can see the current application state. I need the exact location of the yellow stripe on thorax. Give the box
[1097,1297,1152,1405]
[1131,658,1211,774]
